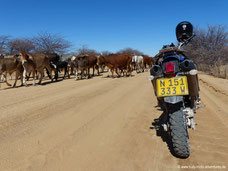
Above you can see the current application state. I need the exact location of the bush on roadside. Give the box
[184,25,228,79]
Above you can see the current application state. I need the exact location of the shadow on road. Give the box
[40,79,64,86]
[150,109,182,158]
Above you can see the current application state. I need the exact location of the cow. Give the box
[0,54,4,59]
[98,54,132,78]
[50,60,70,80]
[67,56,76,75]
[97,55,106,73]
[87,55,99,77]
[142,55,154,70]
[1,54,16,80]
[45,53,70,80]
[75,55,89,80]
[23,53,59,81]
[0,54,5,81]
[19,51,53,86]
[74,54,100,80]
[132,55,144,73]
[0,57,23,88]
[68,57,77,76]
[45,53,61,79]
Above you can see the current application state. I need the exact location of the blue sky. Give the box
[1,0,228,56]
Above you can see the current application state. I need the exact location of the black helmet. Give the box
[176,21,193,42]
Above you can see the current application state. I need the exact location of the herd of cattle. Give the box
[0,51,154,88]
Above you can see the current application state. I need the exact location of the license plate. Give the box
[156,76,189,97]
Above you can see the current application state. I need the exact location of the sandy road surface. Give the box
[0,72,228,171]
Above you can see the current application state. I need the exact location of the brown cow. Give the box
[19,51,53,86]
[75,54,99,80]
[87,55,99,77]
[0,57,23,88]
[98,54,132,78]
[25,53,59,81]
[142,55,154,69]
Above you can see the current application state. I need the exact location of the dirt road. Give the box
[0,72,227,171]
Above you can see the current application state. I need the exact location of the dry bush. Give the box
[185,25,228,79]
[196,61,228,79]
[101,50,112,56]
[0,36,10,54]
[1,32,72,55]
[32,31,72,55]
[76,45,99,56]
[212,61,228,79]
[116,47,144,55]
[8,38,35,54]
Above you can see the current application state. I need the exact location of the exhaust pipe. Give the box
[179,59,196,72]
[150,65,162,76]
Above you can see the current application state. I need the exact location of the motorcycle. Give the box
[148,21,204,158]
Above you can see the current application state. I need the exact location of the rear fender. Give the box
[164,96,183,104]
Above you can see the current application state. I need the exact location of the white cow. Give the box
[132,55,144,73]
[71,56,76,61]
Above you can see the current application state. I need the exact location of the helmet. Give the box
[176,21,193,42]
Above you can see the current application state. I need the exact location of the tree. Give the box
[32,31,72,54]
[0,36,10,54]
[116,47,144,55]
[8,38,35,55]
[185,25,228,67]
[101,50,112,56]
[76,45,99,55]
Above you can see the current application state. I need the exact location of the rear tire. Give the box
[168,103,190,158]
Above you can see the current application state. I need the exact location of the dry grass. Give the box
[197,63,228,79]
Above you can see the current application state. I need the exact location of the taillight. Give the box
[165,62,175,73]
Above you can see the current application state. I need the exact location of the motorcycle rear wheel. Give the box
[168,103,190,158]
